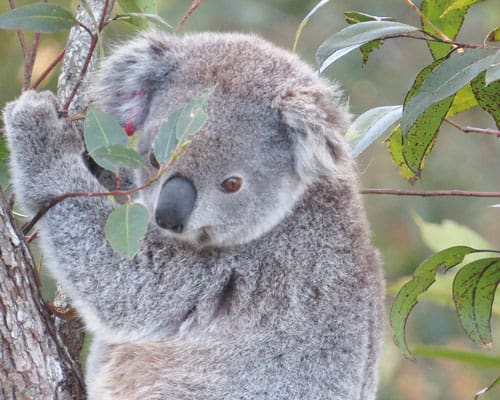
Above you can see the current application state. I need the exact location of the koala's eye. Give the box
[220,176,242,193]
[149,151,160,169]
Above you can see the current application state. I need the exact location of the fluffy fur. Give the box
[4,31,384,399]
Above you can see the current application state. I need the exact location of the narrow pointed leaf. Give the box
[344,12,394,65]
[0,4,76,33]
[387,127,418,183]
[441,0,486,17]
[316,21,419,71]
[471,71,500,129]
[485,51,500,85]
[402,48,496,135]
[293,0,331,52]
[318,44,362,73]
[486,27,500,43]
[175,87,214,141]
[413,345,500,368]
[446,84,478,117]
[346,105,402,157]
[105,203,150,259]
[391,246,478,359]
[84,108,128,153]
[453,258,500,347]
[420,0,469,59]
[91,145,144,173]
[401,59,454,177]
[154,109,181,164]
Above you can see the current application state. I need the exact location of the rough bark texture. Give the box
[0,1,115,398]
[0,189,85,399]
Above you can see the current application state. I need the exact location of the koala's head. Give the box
[91,32,351,248]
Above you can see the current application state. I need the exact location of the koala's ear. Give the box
[89,32,178,132]
[273,86,351,181]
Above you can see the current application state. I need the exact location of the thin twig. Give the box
[23,33,41,89]
[30,48,66,89]
[62,0,111,111]
[361,188,500,197]
[22,163,168,235]
[175,0,205,33]
[383,32,483,49]
[445,118,500,137]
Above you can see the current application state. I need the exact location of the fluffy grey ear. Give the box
[89,32,178,133]
[273,85,351,182]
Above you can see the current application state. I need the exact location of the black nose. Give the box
[155,176,197,233]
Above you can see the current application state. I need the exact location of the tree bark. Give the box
[0,189,85,399]
[0,1,115,398]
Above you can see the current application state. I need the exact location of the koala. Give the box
[4,32,384,400]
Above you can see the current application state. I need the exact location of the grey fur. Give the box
[4,32,384,400]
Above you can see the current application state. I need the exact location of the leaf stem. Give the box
[175,0,204,33]
[30,48,66,89]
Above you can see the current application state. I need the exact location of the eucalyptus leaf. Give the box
[345,105,402,157]
[154,109,181,164]
[390,246,478,359]
[421,0,469,59]
[91,145,144,173]
[0,3,76,33]
[105,203,150,259]
[453,258,500,348]
[446,84,478,117]
[475,376,500,399]
[175,86,214,141]
[401,48,496,135]
[471,70,500,129]
[484,50,500,84]
[413,345,500,368]
[401,58,455,176]
[293,0,331,52]
[84,108,128,153]
[441,0,486,17]
[387,127,418,183]
[316,21,419,72]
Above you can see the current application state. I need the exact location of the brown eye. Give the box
[149,151,160,169]
[220,176,242,193]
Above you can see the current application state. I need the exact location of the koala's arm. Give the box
[3,91,212,340]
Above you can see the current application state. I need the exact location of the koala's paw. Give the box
[4,90,83,156]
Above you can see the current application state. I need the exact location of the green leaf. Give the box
[413,213,493,254]
[0,3,76,33]
[413,345,500,368]
[402,48,496,136]
[345,105,402,157]
[390,245,478,359]
[446,84,478,117]
[485,50,500,85]
[402,58,455,177]
[486,26,500,43]
[316,21,419,73]
[115,13,172,29]
[344,12,395,64]
[175,86,214,141]
[154,87,213,164]
[387,127,418,183]
[475,376,500,399]
[453,258,500,347]
[118,0,159,29]
[471,70,500,129]
[84,108,128,153]
[293,0,331,52]
[441,0,486,17]
[154,109,181,164]
[91,145,144,173]
[105,203,150,259]
[420,0,469,59]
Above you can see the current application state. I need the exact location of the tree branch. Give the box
[361,188,500,197]
[445,118,500,137]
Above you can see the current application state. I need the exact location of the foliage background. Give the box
[0,0,499,399]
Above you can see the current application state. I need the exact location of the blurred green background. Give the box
[1,1,499,399]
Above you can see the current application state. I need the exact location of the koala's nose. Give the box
[155,176,197,233]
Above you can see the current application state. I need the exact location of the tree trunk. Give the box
[0,189,85,399]
[0,1,115,398]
